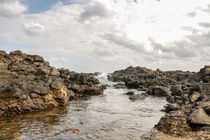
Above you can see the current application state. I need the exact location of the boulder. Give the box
[189,108,210,126]
[155,110,192,135]
[147,86,172,97]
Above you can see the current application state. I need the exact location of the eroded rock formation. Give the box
[109,66,210,139]
[0,50,104,117]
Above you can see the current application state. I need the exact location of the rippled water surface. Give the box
[0,74,167,140]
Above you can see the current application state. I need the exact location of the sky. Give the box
[0,0,210,72]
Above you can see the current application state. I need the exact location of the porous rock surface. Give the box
[109,66,210,139]
[0,50,104,117]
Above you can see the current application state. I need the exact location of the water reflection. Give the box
[0,107,68,139]
[0,74,167,140]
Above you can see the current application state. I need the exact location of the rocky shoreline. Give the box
[109,66,210,139]
[0,50,209,139]
[0,50,104,117]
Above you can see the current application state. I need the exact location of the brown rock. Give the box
[50,67,60,76]
[155,110,192,135]
[148,86,172,97]
[190,92,201,103]
[189,108,210,126]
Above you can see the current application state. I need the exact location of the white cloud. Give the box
[23,22,45,35]
[0,0,27,17]
[80,1,111,21]
[0,0,210,72]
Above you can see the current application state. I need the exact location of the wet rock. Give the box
[155,110,192,135]
[189,108,210,126]
[113,83,126,89]
[162,104,180,113]
[129,93,147,100]
[147,86,172,97]
[125,91,134,96]
[166,95,175,103]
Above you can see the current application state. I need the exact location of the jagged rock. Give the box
[36,67,50,75]
[109,65,210,139]
[32,83,49,95]
[147,86,172,97]
[200,65,210,75]
[166,95,175,103]
[0,50,104,117]
[50,67,60,76]
[190,92,201,103]
[155,110,192,135]
[33,55,44,62]
[201,102,210,114]
[51,80,63,90]
[189,108,210,126]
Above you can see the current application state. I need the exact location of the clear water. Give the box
[0,73,167,140]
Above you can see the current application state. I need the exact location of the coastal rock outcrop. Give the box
[109,65,210,139]
[0,50,104,117]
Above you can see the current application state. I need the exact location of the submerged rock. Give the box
[109,65,210,139]
[125,91,134,96]
[129,93,147,100]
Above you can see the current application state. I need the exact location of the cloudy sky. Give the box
[0,0,210,72]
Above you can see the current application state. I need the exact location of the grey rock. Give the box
[51,80,63,90]
[147,86,172,97]
[166,95,175,103]
[171,85,182,96]
[33,55,44,62]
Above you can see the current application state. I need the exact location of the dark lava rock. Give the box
[0,50,104,117]
[125,91,134,96]
[147,86,172,97]
[109,65,210,139]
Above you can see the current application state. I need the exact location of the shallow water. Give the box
[0,73,167,140]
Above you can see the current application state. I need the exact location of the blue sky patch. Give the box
[23,0,69,13]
